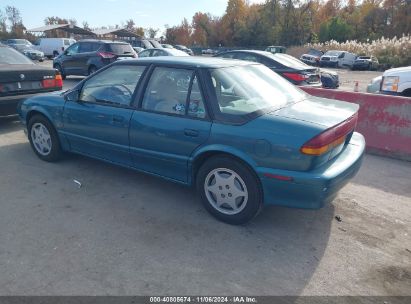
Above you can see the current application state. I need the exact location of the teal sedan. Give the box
[18,57,365,225]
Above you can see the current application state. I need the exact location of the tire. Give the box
[196,156,263,225]
[28,114,62,162]
[54,64,66,80]
[88,65,97,75]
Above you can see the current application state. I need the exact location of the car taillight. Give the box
[55,74,63,88]
[97,51,117,59]
[300,113,358,156]
[42,73,63,89]
[283,72,309,82]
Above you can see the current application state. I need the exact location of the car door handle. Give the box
[184,129,199,137]
[112,115,124,123]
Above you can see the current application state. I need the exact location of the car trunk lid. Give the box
[268,96,359,162]
[0,64,61,96]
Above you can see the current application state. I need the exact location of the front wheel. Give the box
[196,156,263,225]
[28,115,62,162]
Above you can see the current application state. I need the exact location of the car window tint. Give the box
[0,46,34,64]
[188,76,206,119]
[142,67,193,116]
[80,65,146,106]
[66,43,79,55]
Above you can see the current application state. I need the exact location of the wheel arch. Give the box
[190,145,259,185]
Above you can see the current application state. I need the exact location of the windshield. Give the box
[210,64,305,116]
[0,47,34,64]
[149,40,162,48]
[324,51,341,56]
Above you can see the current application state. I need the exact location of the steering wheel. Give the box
[112,84,133,96]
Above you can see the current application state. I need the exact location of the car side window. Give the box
[79,65,146,107]
[142,67,194,116]
[152,50,166,57]
[138,50,151,58]
[66,43,79,55]
[79,42,92,53]
[188,76,206,119]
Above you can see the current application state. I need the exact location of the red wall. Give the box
[300,87,411,161]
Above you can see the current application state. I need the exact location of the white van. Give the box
[320,50,357,68]
[33,38,76,58]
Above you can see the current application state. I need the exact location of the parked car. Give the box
[380,66,411,97]
[6,39,32,48]
[11,44,45,61]
[202,49,217,55]
[17,57,365,224]
[214,50,322,87]
[174,45,194,56]
[352,56,379,71]
[300,48,323,66]
[33,38,76,58]
[265,45,286,54]
[162,44,174,49]
[367,75,382,93]
[53,40,136,79]
[0,44,62,116]
[138,48,189,58]
[320,50,357,68]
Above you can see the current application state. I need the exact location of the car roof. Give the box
[221,49,273,56]
[117,56,258,68]
[79,39,129,44]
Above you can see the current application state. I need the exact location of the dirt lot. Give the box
[0,108,410,295]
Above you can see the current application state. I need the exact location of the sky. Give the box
[4,0,265,36]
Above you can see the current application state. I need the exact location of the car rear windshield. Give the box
[268,53,310,69]
[210,64,305,116]
[105,43,134,55]
[324,51,341,56]
[0,47,33,64]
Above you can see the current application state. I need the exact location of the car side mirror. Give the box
[64,50,69,56]
[64,89,79,102]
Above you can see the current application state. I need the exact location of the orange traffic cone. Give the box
[354,81,359,92]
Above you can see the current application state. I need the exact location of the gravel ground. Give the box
[0,114,410,296]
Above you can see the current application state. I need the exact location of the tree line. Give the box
[0,5,159,41]
[165,0,411,47]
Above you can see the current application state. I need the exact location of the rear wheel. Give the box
[28,115,62,162]
[196,156,263,225]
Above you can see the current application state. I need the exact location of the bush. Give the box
[306,35,411,68]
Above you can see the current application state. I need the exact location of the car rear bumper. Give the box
[0,93,40,116]
[257,132,365,209]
